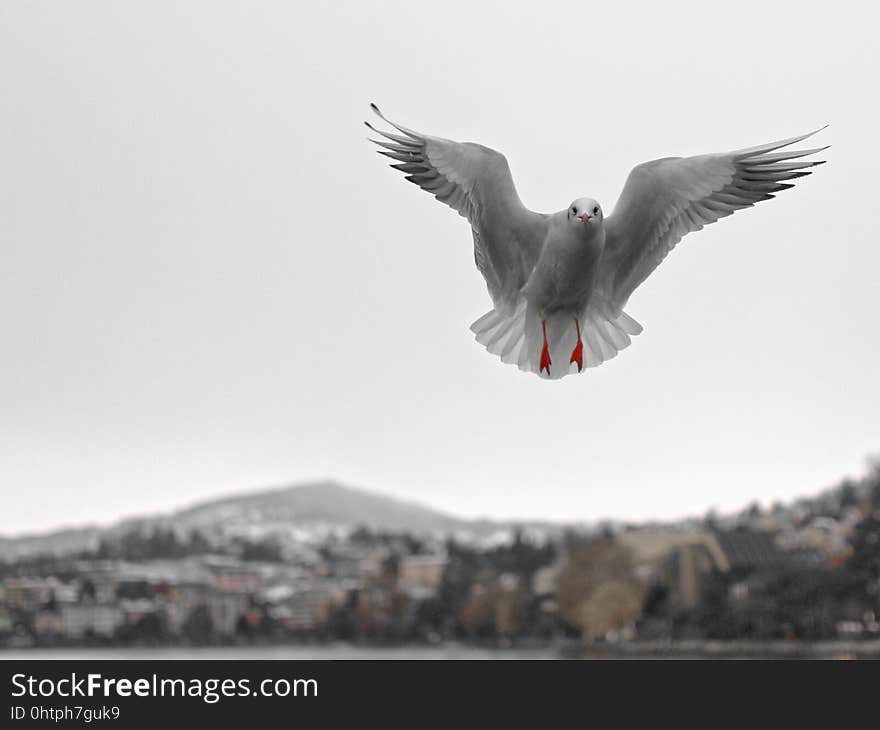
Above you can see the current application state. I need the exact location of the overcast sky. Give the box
[1,1,878,536]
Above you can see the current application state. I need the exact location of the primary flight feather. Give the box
[366,103,828,379]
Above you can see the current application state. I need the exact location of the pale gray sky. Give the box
[1,0,878,536]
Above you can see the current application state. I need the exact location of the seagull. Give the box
[366,104,827,379]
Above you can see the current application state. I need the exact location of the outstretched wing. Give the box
[601,128,828,308]
[366,104,548,309]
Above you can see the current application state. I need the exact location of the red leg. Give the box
[539,320,551,375]
[570,318,584,372]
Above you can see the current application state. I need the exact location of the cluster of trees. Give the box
[319,530,561,642]
[678,567,870,639]
[93,528,213,561]
[90,527,288,563]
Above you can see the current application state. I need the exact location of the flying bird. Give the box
[366,104,827,379]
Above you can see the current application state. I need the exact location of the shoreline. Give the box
[2,638,880,660]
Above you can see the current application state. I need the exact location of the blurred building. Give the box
[618,529,728,610]
[60,603,122,639]
[397,554,447,598]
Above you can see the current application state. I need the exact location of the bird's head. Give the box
[568,198,603,228]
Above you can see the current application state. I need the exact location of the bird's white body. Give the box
[526,206,605,316]
[367,104,827,379]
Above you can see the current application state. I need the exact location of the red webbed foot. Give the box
[539,319,551,375]
[570,318,584,372]
[570,339,583,372]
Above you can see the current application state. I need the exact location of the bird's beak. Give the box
[578,214,591,223]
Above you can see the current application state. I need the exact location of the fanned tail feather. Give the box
[470,299,642,379]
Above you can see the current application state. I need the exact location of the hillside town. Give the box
[1,465,878,652]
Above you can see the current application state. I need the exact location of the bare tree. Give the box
[558,539,643,639]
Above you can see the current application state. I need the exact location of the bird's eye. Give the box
[572,207,577,214]
[593,206,599,215]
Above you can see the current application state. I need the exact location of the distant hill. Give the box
[172,480,482,535]
[0,480,531,561]
[5,463,873,563]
